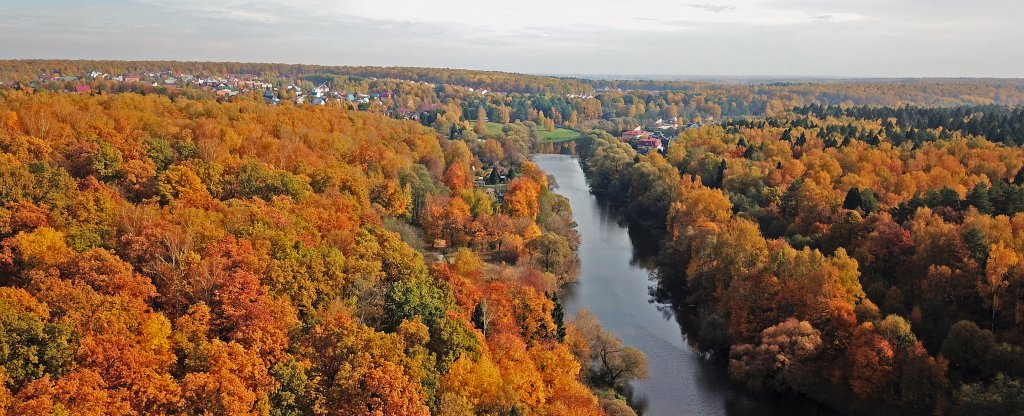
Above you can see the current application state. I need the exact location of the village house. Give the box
[653,118,679,130]
[420,102,441,112]
[393,107,415,119]
[636,137,663,154]
[620,126,652,142]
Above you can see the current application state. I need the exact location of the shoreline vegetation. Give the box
[573,109,1024,415]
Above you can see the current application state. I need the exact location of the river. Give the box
[533,153,831,416]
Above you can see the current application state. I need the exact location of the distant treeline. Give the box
[795,104,1024,145]
[590,78,1024,107]
[0,60,593,94]
[4,60,1024,109]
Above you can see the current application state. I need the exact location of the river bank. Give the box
[534,153,835,416]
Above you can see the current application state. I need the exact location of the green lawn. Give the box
[537,127,581,143]
[485,122,580,143]
[485,121,506,136]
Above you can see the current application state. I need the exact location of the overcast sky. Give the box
[1,0,1021,77]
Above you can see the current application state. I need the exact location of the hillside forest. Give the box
[0,90,651,415]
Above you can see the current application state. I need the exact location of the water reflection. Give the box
[533,154,837,416]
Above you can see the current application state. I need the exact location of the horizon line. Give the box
[2,58,1022,81]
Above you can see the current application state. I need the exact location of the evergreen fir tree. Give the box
[963,227,989,266]
[551,293,566,342]
[795,133,807,147]
[1014,168,1024,185]
[843,187,863,211]
[781,178,804,220]
[472,300,489,335]
[861,189,880,213]
[489,167,501,185]
[743,145,756,159]
[712,159,727,188]
[966,183,994,214]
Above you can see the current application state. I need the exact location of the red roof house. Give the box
[621,127,652,141]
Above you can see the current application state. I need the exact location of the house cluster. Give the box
[201,75,272,97]
[276,83,404,107]
[647,117,717,132]
[30,68,430,109]
[34,69,403,107]
[682,115,715,130]
[564,92,595,99]
[652,118,679,130]
[282,84,330,105]
[650,116,718,131]
[619,126,665,154]
[388,102,443,121]
[36,70,272,97]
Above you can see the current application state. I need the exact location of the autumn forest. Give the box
[1,60,1024,416]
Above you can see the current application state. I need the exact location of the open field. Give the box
[485,121,506,136]
[485,122,581,142]
[537,127,581,142]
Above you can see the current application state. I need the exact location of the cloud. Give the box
[689,3,737,13]
[133,0,288,23]
[812,12,863,22]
